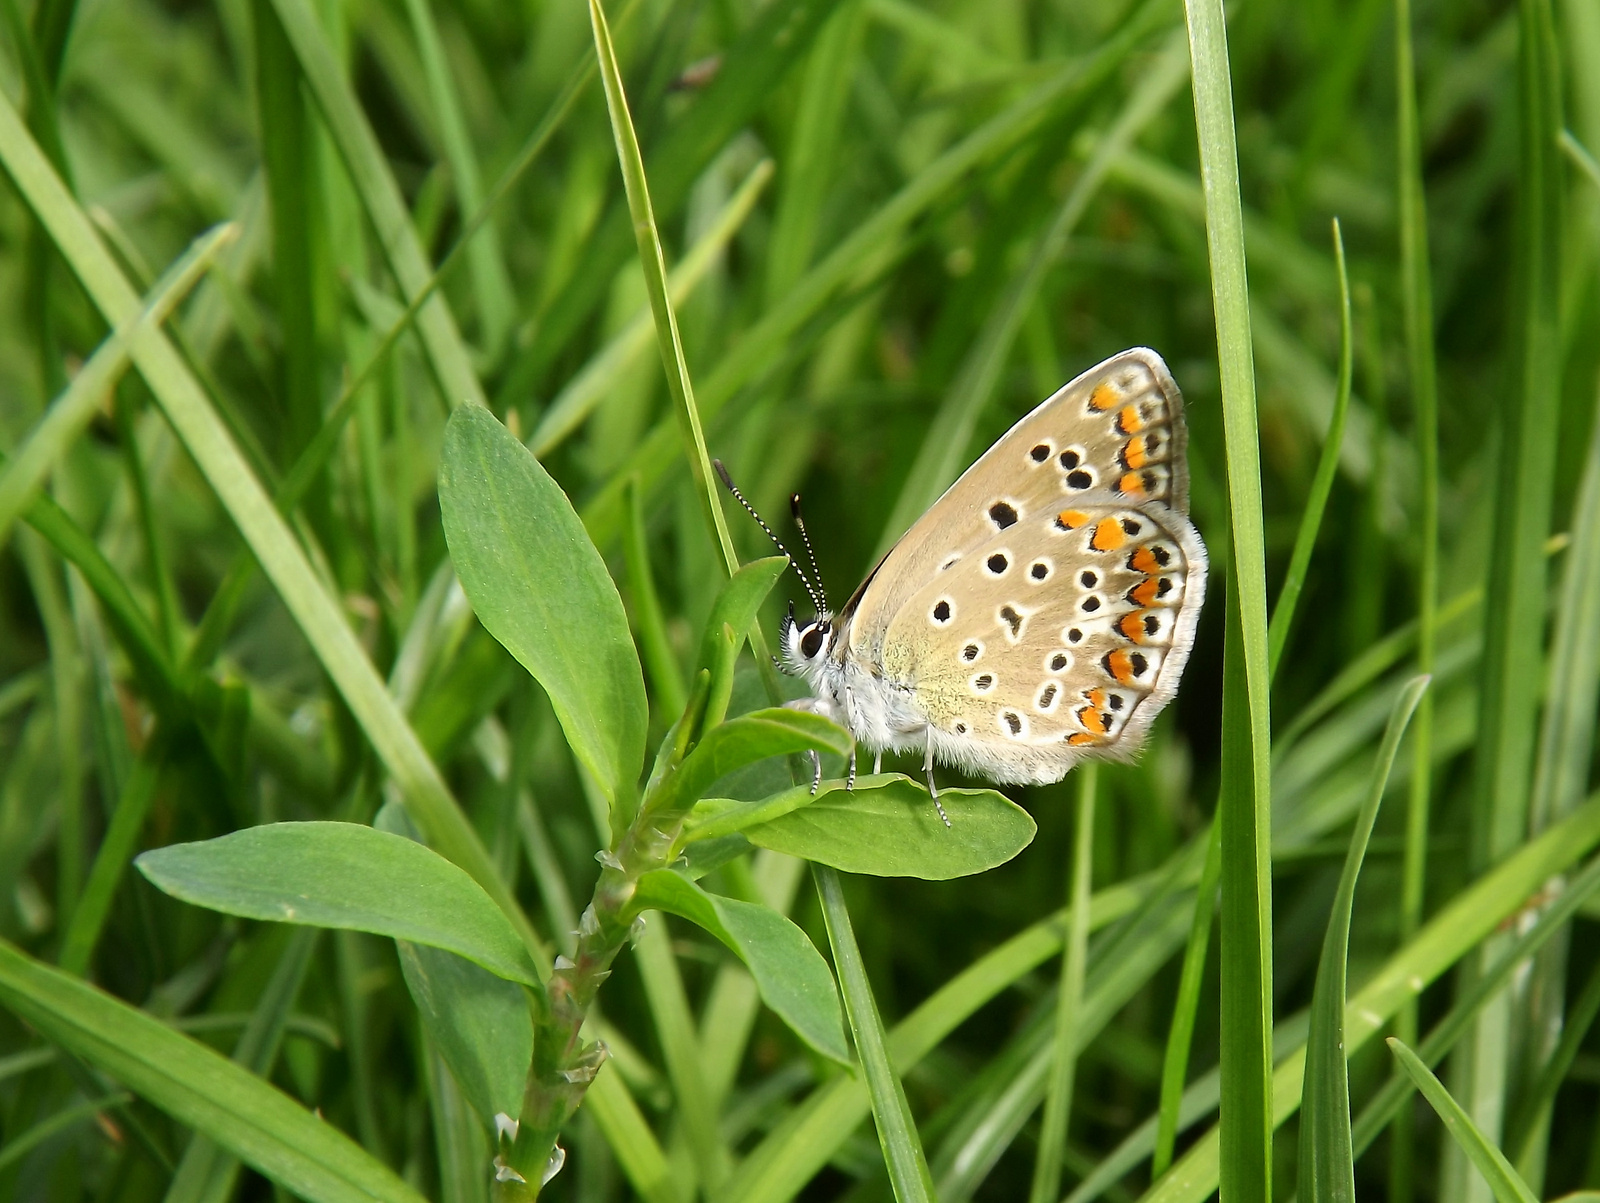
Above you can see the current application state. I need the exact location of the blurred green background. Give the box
[0,0,1598,1199]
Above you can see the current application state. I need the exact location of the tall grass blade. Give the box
[1028,763,1097,1203]
[1183,0,1274,1197]
[1455,1,1565,1191]
[1390,0,1443,1190]
[587,0,738,576]
[1266,220,1353,681]
[814,863,936,1203]
[1298,676,1427,1202]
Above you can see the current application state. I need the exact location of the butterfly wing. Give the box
[880,499,1205,783]
[839,347,1206,783]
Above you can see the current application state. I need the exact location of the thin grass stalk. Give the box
[623,476,688,720]
[814,864,936,1203]
[1182,0,1274,1197]
[587,0,738,578]
[1298,677,1427,1203]
[1266,219,1353,681]
[1390,0,1441,1188]
[1151,821,1219,1177]
[1028,763,1097,1203]
[1454,3,1564,1193]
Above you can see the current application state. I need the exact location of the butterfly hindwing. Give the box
[881,496,1205,783]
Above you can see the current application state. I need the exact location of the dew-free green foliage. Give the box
[2,0,1600,1202]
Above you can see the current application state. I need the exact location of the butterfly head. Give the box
[780,600,836,681]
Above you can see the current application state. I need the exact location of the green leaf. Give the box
[1385,1038,1539,1203]
[740,775,1035,880]
[696,558,791,659]
[136,823,540,986]
[632,869,848,1064]
[397,941,532,1127]
[654,709,850,816]
[0,938,427,1203]
[1298,676,1427,1203]
[440,403,646,808]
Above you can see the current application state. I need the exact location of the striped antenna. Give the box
[789,493,829,612]
[712,460,826,616]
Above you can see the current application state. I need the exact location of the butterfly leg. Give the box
[873,751,882,775]
[807,750,822,795]
[846,748,857,791]
[923,731,951,828]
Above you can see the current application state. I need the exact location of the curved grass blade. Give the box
[1298,676,1427,1202]
[1386,1038,1538,1203]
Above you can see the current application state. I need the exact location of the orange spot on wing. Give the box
[1090,517,1126,551]
[1086,688,1106,708]
[1057,509,1090,529]
[1116,405,1144,434]
[1129,547,1160,574]
[1122,436,1149,469]
[1119,612,1147,643]
[1130,577,1162,607]
[1089,382,1118,411]
[1077,706,1108,735]
[1117,471,1146,495]
[1068,732,1098,746]
[1105,649,1137,685]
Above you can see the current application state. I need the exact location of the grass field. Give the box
[0,0,1598,1200]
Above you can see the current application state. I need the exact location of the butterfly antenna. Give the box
[789,493,829,612]
[713,460,825,615]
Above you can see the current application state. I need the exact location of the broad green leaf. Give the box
[136,823,539,985]
[1298,677,1426,1203]
[440,403,646,807]
[654,709,850,816]
[741,775,1035,879]
[0,939,426,1203]
[632,870,848,1064]
[397,941,532,1127]
[1385,1038,1539,1203]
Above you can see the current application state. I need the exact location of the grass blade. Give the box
[0,84,535,959]
[814,864,936,1203]
[1151,822,1220,1177]
[1028,763,1096,1203]
[0,223,235,549]
[0,938,428,1203]
[1390,0,1443,1188]
[1183,0,1274,1197]
[587,0,738,576]
[1386,1038,1539,1203]
[1455,1,1565,1189]
[1266,219,1353,681]
[1139,793,1600,1203]
[1298,676,1427,1202]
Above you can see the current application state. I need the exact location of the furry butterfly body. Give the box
[780,348,1207,788]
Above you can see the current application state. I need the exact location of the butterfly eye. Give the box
[800,627,826,658]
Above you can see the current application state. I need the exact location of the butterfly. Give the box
[721,347,1207,824]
